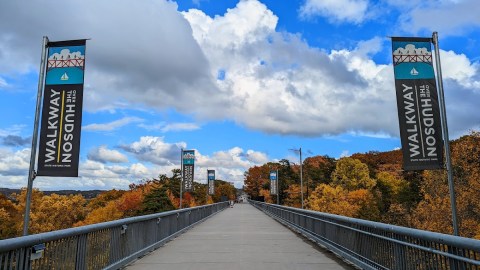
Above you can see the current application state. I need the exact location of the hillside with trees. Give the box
[0,169,236,239]
[244,131,480,239]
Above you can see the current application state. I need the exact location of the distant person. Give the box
[230,200,234,208]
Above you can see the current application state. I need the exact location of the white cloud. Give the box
[0,148,30,176]
[0,77,7,88]
[0,0,224,117]
[299,0,370,24]
[120,136,186,165]
[87,145,128,163]
[83,117,143,131]
[400,0,480,36]
[0,125,26,137]
[139,122,200,132]
[340,150,350,158]
[1,0,479,140]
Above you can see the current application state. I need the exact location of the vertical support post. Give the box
[180,148,183,209]
[432,31,459,236]
[206,169,208,205]
[23,36,48,236]
[300,147,304,209]
[276,169,279,205]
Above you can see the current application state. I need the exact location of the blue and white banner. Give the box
[37,39,87,177]
[270,170,278,195]
[392,37,443,170]
[208,170,215,195]
[182,150,195,191]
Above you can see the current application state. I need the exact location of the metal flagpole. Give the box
[23,36,49,236]
[276,169,279,205]
[432,31,459,236]
[206,169,208,205]
[300,147,304,209]
[180,148,183,209]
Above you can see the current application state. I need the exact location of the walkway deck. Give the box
[126,203,354,270]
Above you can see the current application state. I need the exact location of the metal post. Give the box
[432,31,459,236]
[276,169,279,205]
[23,36,48,236]
[300,147,304,209]
[206,169,208,205]
[180,148,183,209]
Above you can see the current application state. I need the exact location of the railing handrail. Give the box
[256,201,480,251]
[249,200,480,270]
[0,202,224,253]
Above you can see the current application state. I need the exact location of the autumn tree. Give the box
[0,194,20,239]
[331,157,376,191]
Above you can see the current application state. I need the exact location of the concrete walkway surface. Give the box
[126,203,354,270]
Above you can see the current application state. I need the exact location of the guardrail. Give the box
[250,200,480,270]
[0,202,228,270]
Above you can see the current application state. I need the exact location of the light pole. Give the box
[289,147,304,209]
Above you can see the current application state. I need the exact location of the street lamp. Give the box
[289,147,303,209]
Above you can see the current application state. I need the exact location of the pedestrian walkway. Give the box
[126,203,354,270]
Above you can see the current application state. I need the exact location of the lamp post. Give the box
[289,147,303,209]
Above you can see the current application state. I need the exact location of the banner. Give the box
[182,150,195,192]
[37,40,87,177]
[392,37,443,170]
[207,170,215,195]
[270,170,277,195]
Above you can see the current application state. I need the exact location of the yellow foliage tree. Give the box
[75,200,123,226]
[332,157,376,191]
[283,184,302,208]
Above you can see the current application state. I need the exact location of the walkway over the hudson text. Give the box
[126,203,353,270]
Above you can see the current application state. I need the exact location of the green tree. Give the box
[140,186,175,215]
[331,157,376,191]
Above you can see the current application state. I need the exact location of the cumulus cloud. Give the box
[183,0,480,137]
[299,0,370,24]
[0,0,225,118]
[0,148,30,176]
[83,117,143,131]
[119,136,186,166]
[87,145,129,163]
[1,0,478,139]
[2,135,31,147]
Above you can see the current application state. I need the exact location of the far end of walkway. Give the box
[126,202,355,270]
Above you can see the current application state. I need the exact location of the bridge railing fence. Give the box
[250,200,480,270]
[0,202,228,270]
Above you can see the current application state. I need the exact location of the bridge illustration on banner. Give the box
[47,50,85,71]
[393,44,432,66]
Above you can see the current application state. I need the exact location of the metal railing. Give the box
[0,202,228,270]
[250,200,480,270]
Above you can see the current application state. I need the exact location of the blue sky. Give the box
[0,0,479,190]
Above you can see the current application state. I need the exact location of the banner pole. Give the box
[23,36,48,236]
[276,169,279,205]
[432,32,459,236]
[180,148,183,209]
[300,147,304,209]
[206,169,208,204]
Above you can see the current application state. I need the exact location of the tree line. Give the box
[244,131,480,239]
[0,168,236,239]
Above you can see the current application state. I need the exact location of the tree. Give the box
[75,201,123,226]
[140,186,175,215]
[331,157,376,191]
[0,194,20,239]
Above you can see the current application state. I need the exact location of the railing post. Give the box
[75,234,87,270]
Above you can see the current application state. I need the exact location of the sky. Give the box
[0,0,479,190]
